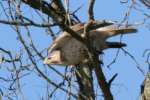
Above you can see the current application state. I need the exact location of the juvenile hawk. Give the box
[44,22,137,66]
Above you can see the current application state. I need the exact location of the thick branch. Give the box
[88,0,95,20]
[51,0,66,13]
[22,0,65,23]
[94,58,113,100]
[83,0,95,37]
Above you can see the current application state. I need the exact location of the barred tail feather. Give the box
[106,42,126,48]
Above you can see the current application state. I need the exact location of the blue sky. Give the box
[0,0,150,100]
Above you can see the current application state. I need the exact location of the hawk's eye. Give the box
[53,47,60,51]
[50,47,61,53]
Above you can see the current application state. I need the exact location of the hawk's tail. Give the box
[106,42,126,48]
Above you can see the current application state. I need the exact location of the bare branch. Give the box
[108,73,118,87]
[0,20,57,27]
[94,57,113,100]
[121,48,145,75]
[140,0,150,8]
[14,25,77,98]
[88,0,95,20]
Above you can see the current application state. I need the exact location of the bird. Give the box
[44,21,137,66]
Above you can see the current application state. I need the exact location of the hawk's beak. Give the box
[43,57,50,64]
[43,50,62,65]
[43,57,62,65]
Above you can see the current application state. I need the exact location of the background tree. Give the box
[0,0,150,100]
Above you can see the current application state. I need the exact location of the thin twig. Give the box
[121,48,145,75]
[0,20,57,27]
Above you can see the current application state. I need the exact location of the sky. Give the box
[0,0,150,100]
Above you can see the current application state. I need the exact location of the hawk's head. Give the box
[44,50,63,65]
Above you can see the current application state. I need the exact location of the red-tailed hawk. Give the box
[44,22,137,66]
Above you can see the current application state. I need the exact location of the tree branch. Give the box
[0,20,57,27]
[15,25,77,98]
[94,58,113,100]
[108,73,118,87]
[22,0,65,23]
[88,0,95,20]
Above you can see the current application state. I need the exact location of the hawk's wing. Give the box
[49,23,85,52]
[96,24,137,38]
[70,23,137,40]
[48,33,72,53]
